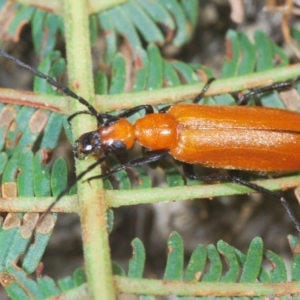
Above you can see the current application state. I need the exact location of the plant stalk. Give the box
[2,175,300,212]
[62,0,114,299]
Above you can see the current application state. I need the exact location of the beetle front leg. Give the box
[104,105,154,126]
[84,150,168,182]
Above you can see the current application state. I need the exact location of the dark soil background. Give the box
[1,1,300,299]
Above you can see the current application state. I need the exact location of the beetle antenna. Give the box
[0,49,103,123]
[23,155,107,256]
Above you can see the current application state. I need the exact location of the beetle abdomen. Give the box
[168,104,300,171]
[171,128,300,171]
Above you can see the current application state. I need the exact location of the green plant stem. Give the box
[2,175,300,212]
[17,0,62,14]
[17,0,129,15]
[62,0,114,299]
[50,277,300,298]
[114,276,300,296]
[89,0,129,14]
[106,174,300,208]
[1,63,299,114]
[0,89,65,112]
[96,63,300,112]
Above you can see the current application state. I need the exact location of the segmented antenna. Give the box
[0,49,103,123]
[23,155,108,256]
[42,155,107,216]
[0,49,108,255]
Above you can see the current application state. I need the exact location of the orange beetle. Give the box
[78,104,300,172]
[0,48,300,235]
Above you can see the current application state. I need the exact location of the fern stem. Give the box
[2,175,300,212]
[17,0,130,15]
[62,0,115,299]
[56,277,300,298]
[105,174,300,208]
[114,276,300,296]
[1,63,299,115]
[89,0,130,14]
[0,88,67,113]
[95,63,300,112]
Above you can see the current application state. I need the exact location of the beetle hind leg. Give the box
[237,80,297,105]
[227,170,300,236]
[183,164,300,236]
[183,163,229,182]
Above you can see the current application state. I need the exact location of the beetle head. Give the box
[74,131,102,159]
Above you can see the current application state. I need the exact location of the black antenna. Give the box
[23,155,108,256]
[0,49,104,124]
[0,49,108,256]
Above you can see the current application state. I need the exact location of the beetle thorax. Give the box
[134,113,178,150]
[99,118,135,152]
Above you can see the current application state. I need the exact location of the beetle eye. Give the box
[80,136,96,155]
[83,144,93,152]
[74,131,101,159]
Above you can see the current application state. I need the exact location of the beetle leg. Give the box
[227,170,300,236]
[193,78,216,104]
[68,110,114,124]
[237,80,298,105]
[159,78,216,112]
[104,105,154,126]
[158,106,171,113]
[84,150,168,182]
[184,163,300,236]
[160,77,217,111]
[117,105,154,118]
[68,110,94,123]
[183,163,229,182]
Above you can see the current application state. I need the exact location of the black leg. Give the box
[189,74,300,107]
[68,110,94,123]
[68,110,114,124]
[183,163,230,182]
[159,78,216,112]
[227,170,300,236]
[117,105,154,118]
[193,78,216,104]
[159,106,171,113]
[84,150,168,182]
[104,105,154,126]
[183,163,300,236]
[237,79,300,105]
[231,77,300,234]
